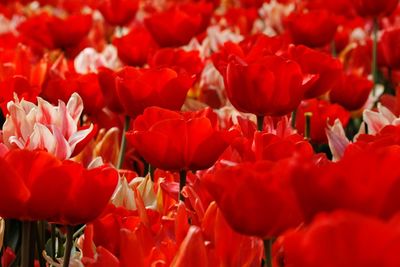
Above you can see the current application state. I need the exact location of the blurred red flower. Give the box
[113,24,159,66]
[148,48,204,79]
[47,14,92,49]
[288,45,343,99]
[98,0,139,26]
[285,9,338,47]
[380,27,400,70]
[291,145,400,221]
[329,73,372,111]
[0,149,118,225]
[350,0,399,17]
[144,2,212,47]
[278,211,400,267]
[295,99,350,143]
[202,159,304,239]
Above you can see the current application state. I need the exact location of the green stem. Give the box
[35,222,45,267]
[72,225,86,239]
[304,112,312,140]
[51,224,56,261]
[291,109,297,129]
[264,239,273,267]
[62,226,74,267]
[179,170,187,201]
[21,221,34,267]
[117,116,131,169]
[331,40,337,57]
[372,16,379,95]
[257,116,264,132]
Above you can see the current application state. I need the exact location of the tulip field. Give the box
[1,0,400,266]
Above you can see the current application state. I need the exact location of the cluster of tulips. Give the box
[1,0,400,266]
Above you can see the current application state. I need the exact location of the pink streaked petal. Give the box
[363,109,390,135]
[36,97,57,126]
[6,102,33,142]
[57,100,76,140]
[326,119,350,162]
[19,99,36,114]
[52,126,72,160]
[66,93,84,125]
[28,123,56,154]
[68,123,94,152]
[377,103,397,123]
[8,136,25,149]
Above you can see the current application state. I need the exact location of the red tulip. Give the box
[285,9,338,47]
[295,99,350,143]
[350,0,399,17]
[329,73,373,111]
[98,0,139,26]
[380,27,400,70]
[114,66,193,117]
[292,145,400,221]
[148,48,204,79]
[113,24,158,66]
[126,107,238,171]
[288,45,343,99]
[47,14,92,49]
[144,2,212,47]
[225,54,304,116]
[203,159,304,239]
[0,149,118,225]
[279,211,400,267]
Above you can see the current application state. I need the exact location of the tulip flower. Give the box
[113,24,158,66]
[295,99,350,143]
[202,159,304,239]
[98,0,139,26]
[148,48,204,79]
[285,9,338,47]
[329,73,373,111]
[126,106,237,172]
[0,149,118,224]
[278,211,400,267]
[98,66,193,117]
[144,2,213,47]
[2,93,96,160]
[380,27,400,70]
[350,0,399,17]
[291,145,400,221]
[47,14,92,49]
[223,53,304,117]
[288,45,343,99]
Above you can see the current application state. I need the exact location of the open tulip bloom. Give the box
[2,0,400,266]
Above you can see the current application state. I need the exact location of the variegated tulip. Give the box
[2,93,94,160]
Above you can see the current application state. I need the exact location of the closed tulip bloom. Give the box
[329,73,372,111]
[0,149,118,225]
[47,14,92,49]
[279,211,400,267]
[113,24,158,66]
[116,67,193,117]
[350,0,399,17]
[288,45,343,99]
[144,2,212,47]
[285,9,338,47]
[225,54,304,116]
[203,160,304,239]
[126,106,238,171]
[380,27,400,70]
[98,0,139,26]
